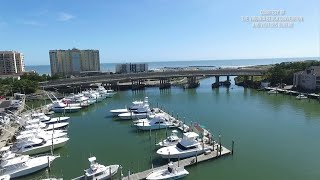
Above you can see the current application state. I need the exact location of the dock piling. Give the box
[232,140,234,155]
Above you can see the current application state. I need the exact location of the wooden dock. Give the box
[122,145,231,180]
[122,108,232,180]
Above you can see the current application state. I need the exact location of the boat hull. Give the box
[157,147,210,159]
[52,107,81,113]
[18,138,69,155]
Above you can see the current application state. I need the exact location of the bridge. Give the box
[39,68,267,89]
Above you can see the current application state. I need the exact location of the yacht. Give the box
[72,157,119,180]
[135,115,173,130]
[24,120,69,131]
[110,97,148,116]
[95,86,109,99]
[106,89,116,98]
[12,137,69,155]
[31,113,51,122]
[41,116,70,124]
[81,91,98,104]
[0,146,17,161]
[0,152,59,178]
[146,162,189,180]
[156,132,211,159]
[118,104,151,120]
[51,101,82,113]
[88,90,105,102]
[16,130,67,142]
[296,94,308,100]
[0,175,10,180]
[267,89,278,94]
[156,130,181,147]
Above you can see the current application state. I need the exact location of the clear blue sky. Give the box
[0,0,319,65]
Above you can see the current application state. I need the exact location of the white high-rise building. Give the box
[0,51,25,75]
[49,48,100,76]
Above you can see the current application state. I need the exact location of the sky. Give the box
[0,0,319,65]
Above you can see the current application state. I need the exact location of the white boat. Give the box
[0,146,17,161]
[0,175,10,180]
[105,89,116,98]
[72,157,119,180]
[146,162,189,180]
[24,121,69,131]
[41,116,70,124]
[135,115,173,130]
[156,132,211,159]
[0,152,59,178]
[267,89,278,94]
[12,137,69,155]
[51,101,82,113]
[19,128,66,136]
[156,130,181,147]
[296,94,308,100]
[16,130,67,142]
[110,97,148,116]
[31,113,51,122]
[118,103,151,120]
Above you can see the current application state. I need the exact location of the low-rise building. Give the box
[115,63,148,74]
[293,66,320,90]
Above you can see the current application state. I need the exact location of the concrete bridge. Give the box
[39,68,267,90]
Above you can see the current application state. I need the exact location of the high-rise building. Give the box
[49,48,100,76]
[0,51,25,75]
[115,63,148,74]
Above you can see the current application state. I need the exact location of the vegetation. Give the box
[0,73,59,96]
[236,60,320,88]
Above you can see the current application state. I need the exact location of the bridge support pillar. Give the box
[212,76,220,88]
[159,78,171,89]
[132,79,145,90]
[184,76,199,89]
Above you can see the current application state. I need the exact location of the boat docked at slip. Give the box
[51,101,82,113]
[41,116,70,124]
[16,129,67,142]
[296,94,308,100]
[12,137,69,155]
[23,120,69,131]
[156,130,181,147]
[118,103,151,120]
[156,132,211,159]
[267,89,278,94]
[134,115,173,130]
[0,152,59,178]
[0,175,10,180]
[106,89,116,98]
[31,113,51,122]
[110,97,148,116]
[146,162,189,180]
[71,157,119,180]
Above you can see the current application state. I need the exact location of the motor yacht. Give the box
[0,152,59,178]
[12,137,69,155]
[118,104,151,120]
[16,130,67,142]
[156,132,211,159]
[23,120,69,131]
[156,130,181,147]
[146,162,189,180]
[105,89,116,98]
[41,116,70,124]
[267,89,278,94]
[110,97,148,116]
[51,101,82,113]
[296,94,308,100]
[135,115,173,130]
[31,113,51,122]
[71,157,119,180]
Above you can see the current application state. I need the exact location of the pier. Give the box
[122,108,232,180]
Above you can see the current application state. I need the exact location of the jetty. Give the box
[123,108,233,180]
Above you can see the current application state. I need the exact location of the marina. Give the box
[1,77,320,179]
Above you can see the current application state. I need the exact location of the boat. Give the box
[156,132,211,159]
[51,101,82,113]
[12,137,69,155]
[146,162,189,180]
[71,157,119,180]
[16,129,67,142]
[156,130,181,147]
[267,89,278,94]
[110,97,148,116]
[0,152,59,178]
[296,94,308,100]
[41,116,70,124]
[0,175,10,180]
[118,103,151,120]
[134,115,173,130]
[105,89,116,98]
[24,121,69,131]
[31,113,51,122]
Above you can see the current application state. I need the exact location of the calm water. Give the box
[25,57,320,75]
[24,77,320,180]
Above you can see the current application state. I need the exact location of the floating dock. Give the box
[123,108,232,180]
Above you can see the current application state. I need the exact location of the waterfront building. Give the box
[115,63,148,74]
[293,66,320,90]
[49,48,100,76]
[0,51,25,75]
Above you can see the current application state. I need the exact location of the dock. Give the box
[123,108,232,180]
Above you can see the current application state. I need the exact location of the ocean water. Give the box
[25,57,320,75]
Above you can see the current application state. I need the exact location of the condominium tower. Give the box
[0,51,25,75]
[49,48,100,76]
